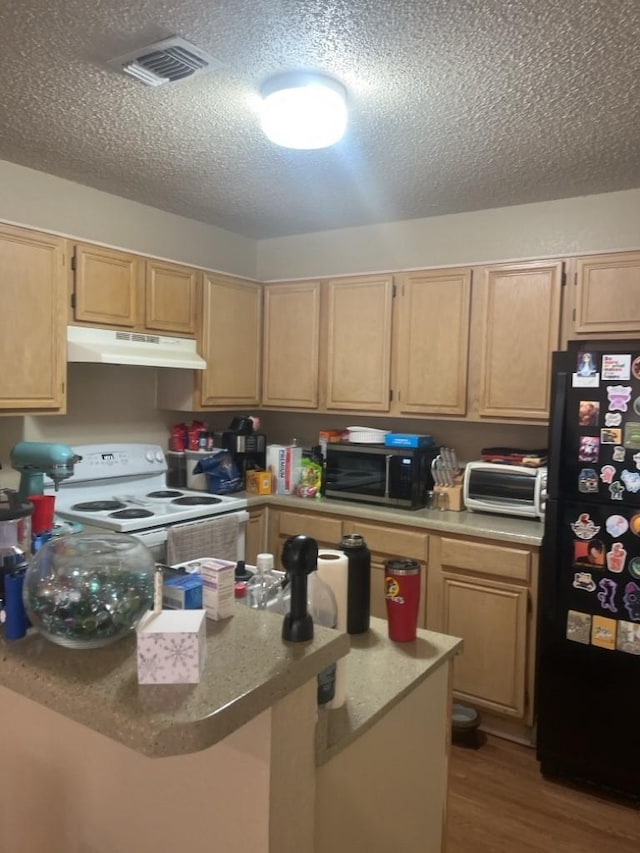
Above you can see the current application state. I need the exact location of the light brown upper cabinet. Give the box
[145,259,198,335]
[324,274,393,411]
[395,268,472,416]
[476,260,563,420]
[72,245,198,336]
[0,224,67,412]
[261,281,321,408]
[198,273,262,408]
[572,251,640,336]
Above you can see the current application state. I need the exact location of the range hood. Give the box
[67,326,206,370]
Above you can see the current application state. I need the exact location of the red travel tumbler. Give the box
[384,558,421,642]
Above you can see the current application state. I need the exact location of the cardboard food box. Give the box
[199,558,235,620]
[162,573,203,610]
[385,433,434,448]
[136,609,207,684]
[245,469,273,495]
[267,444,303,495]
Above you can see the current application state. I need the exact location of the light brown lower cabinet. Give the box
[245,507,266,565]
[267,508,428,628]
[426,534,538,725]
[267,506,539,729]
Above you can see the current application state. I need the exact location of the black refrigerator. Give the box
[537,340,640,800]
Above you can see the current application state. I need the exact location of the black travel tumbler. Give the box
[338,533,371,634]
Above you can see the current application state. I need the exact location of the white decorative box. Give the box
[136,609,207,684]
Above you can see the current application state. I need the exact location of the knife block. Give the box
[433,482,465,512]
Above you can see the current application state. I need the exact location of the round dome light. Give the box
[260,72,348,150]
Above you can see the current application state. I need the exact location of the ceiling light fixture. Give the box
[260,71,348,150]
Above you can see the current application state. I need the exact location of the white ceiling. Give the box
[1,0,639,240]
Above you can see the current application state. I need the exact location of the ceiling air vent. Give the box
[108,36,223,87]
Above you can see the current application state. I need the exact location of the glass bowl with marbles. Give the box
[23,533,155,649]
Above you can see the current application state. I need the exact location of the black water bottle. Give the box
[338,534,371,634]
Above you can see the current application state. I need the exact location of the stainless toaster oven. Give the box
[463,461,547,519]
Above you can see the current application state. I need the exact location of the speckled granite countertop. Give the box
[0,605,349,759]
[245,493,544,547]
[316,617,463,765]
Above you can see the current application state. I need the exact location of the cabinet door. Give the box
[427,536,532,719]
[396,268,471,415]
[262,281,320,408]
[342,520,429,628]
[199,273,262,407]
[478,261,562,419]
[0,225,67,411]
[325,275,393,411]
[245,507,266,565]
[574,251,640,335]
[271,510,344,567]
[73,244,140,328]
[145,260,198,335]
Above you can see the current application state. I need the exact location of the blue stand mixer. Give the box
[9,441,82,502]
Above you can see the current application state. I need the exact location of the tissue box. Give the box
[245,469,273,495]
[267,444,303,495]
[199,558,235,620]
[385,433,434,448]
[162,574,203,610]
[136,609,207,684]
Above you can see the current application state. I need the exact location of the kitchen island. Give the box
[0,606,461,853]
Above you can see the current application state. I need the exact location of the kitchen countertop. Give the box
[0,605,349,758]
[244,493,544,547]
[316,617,463,765]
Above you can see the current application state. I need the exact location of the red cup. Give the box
[28,494,56,535]
[384,558,421,642]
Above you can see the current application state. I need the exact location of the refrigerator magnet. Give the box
[601,354,631,381]
[622,582,640,621]
[616,620,640,655]
[629,513,640,536]
[599,465,616,484]
[612,445,626,462]
[623,422,640,450]
[573,539,605,569]
[632,356,640,381]
[604,412,622,427]
[566,610,591,645]
[571,513,601,539]
[573,352,599,387]
[606,542,627,573]
[628,557,640,580]
[633,397,640,417]
[597,578,618,613]
[578,468,599,493]
[620,469,640,493]
[578,436,600,463]
[606,385,632,412]
[605,514,628,537]
[578,400,600,426]
[601,428,622,445]
[591,615,617,650]
[573,571,596,592]
[608,481,625,500]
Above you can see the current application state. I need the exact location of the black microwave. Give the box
[324,443,439,509]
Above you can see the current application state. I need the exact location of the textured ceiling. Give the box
[1,0,639,239]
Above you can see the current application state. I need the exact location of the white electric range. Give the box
[45,443,248,562]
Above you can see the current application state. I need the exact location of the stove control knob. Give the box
[145,449,155,463]
[155,450,164,463]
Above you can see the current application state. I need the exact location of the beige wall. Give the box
[0,159,258,279]
[257,187,640,280]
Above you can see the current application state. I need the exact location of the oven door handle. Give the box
[169,510,250,531]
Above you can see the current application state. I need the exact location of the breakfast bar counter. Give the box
[0,605,461,853]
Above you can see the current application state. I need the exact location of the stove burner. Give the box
[71,500,126,512]
[146,490,184,499]
[171,495,223,506]
[109,508,155,520]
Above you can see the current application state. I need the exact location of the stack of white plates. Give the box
[346,426,390,444]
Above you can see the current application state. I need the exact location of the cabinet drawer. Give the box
[346,521,428,561]
[440,537,530,582]
[277,511,342,545]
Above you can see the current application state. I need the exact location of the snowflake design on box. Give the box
[138,649,163,681]
[162,635,194,667]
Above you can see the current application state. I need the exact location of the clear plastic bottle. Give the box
[245,553,285,610]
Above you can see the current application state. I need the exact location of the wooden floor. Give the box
[446,735,639,852]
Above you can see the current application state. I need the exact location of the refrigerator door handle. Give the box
[547,352,567,501]
[540,499,560,622]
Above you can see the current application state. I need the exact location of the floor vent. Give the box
[108,36,223,87]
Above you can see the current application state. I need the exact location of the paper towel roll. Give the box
[317,548,349,708]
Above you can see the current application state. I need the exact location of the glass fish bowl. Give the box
[23,533,155,649]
